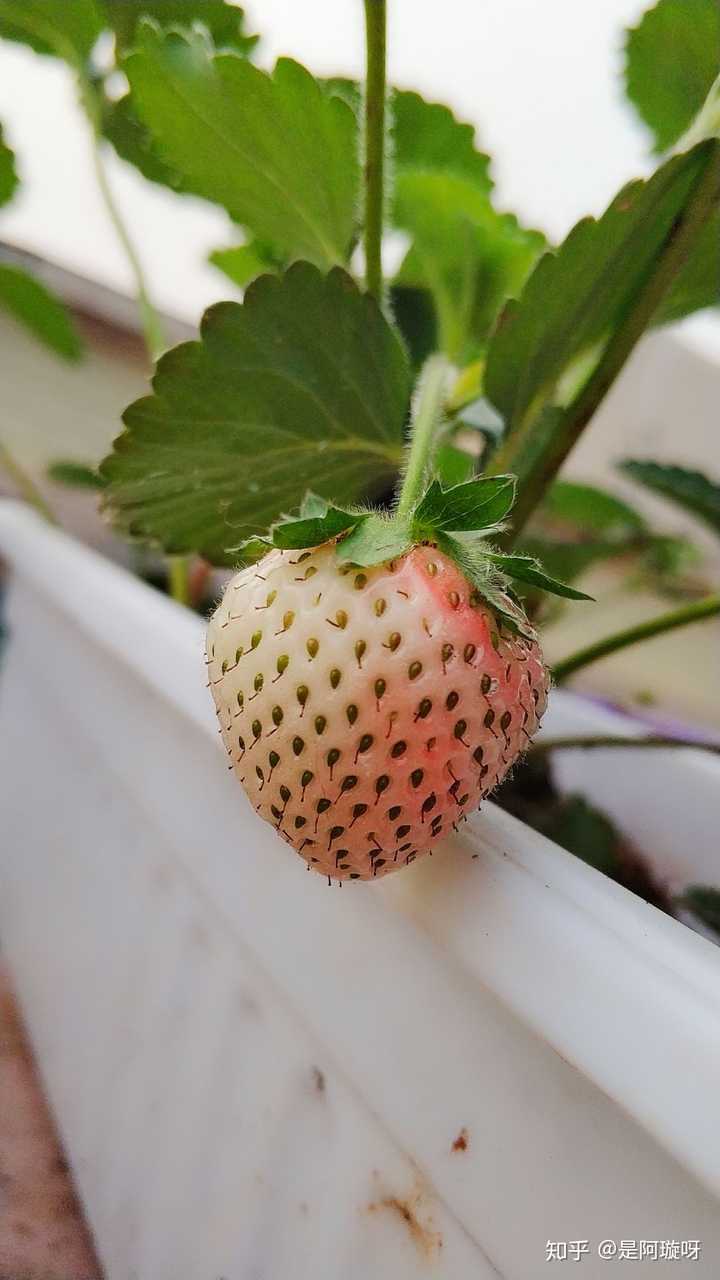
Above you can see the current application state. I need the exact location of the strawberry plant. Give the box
[1,0,719,882]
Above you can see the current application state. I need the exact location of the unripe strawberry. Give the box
[207,542,549,882]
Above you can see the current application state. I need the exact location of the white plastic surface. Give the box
[2,503,720,1279]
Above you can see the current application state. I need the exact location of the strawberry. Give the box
[207,536,552,881]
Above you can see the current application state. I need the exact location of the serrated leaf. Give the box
[625,0,720,153]
[620,459,720,537]
[0,0,103,61]
[209,242,283,290]
[102,0,257,54]
[434,532,535,637]
[389,284,438,372]
[539,481,647,537]
[395,171,544,361]
[485,142,720,536]
[679,885,720,935]
[413,475,516,533]
[124,29,359,269]
[486,147,718,430]
[483,552,593,601]
[322,82,492,190]
[0,124,18,207]
[270,500,363,550]
[392,90,492,190]
[0,265,83,360]
[102,92,184,191]
[47,460,106,489]
[101,264,409,564]
[337,514,412,567]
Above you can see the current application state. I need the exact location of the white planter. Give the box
[2,501,720,1280]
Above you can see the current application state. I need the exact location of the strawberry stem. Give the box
[553,593,720,682]
[396,355,451,518]
[363,0,388,302]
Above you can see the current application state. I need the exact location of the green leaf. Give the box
[209,242,283,290]
[413,475,516,532]
[47,460,106,488]
[0,0,103,61]
[101,0,258,54]
[620,459,720,537]
[101,264,409,564]
[392,90,492,190]
[322,83,493,189]
[539,480,646,537]
[518,536,631,586]
[270,499,363,550]
[389,284,438,372]
[679,885,720,935]
[544,795,622,877]
[654,212,720,323]
[485,141,720,537]
[102,92,184,191]
[394,170,544,361]
[0,123,18,207]
[337,513,413,567]
[0,265,83,360]
[124,28,359,268]
[483,552,593,601]
[625,0,720,153]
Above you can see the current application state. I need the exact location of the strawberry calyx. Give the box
[231,477,592,636]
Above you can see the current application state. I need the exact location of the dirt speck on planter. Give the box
[367,1178,442,1258]
[451,1127,469,1152]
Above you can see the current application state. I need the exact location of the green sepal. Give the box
[270,496,364,549]
[229,535,273,563]
[337,513,413,567]
[227,493,366,558]
[483,552,594,601]
[413,474,516,533]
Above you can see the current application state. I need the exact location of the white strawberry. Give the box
[207,538,551,881]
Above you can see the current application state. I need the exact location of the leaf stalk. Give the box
[552,593,720,682]
[363,0,388,302]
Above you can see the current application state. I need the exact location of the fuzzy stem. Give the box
[552,593,720,682]
[0,438,57,523]
[530,734,720,758]
[396,355,450,517]
[363,0,387,302]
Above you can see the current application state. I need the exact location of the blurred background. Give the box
[0,0,664,319]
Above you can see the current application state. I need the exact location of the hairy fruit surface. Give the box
[207,543,549,881]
